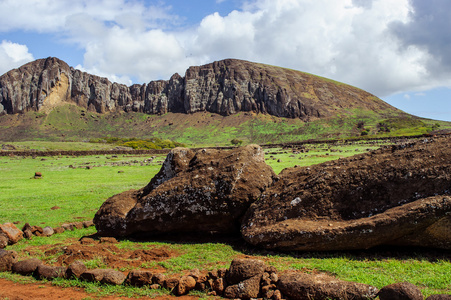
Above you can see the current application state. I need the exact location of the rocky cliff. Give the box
[0,57,396,119]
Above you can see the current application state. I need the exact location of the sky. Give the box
[0,0,450,121]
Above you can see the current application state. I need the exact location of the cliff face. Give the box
[0,57,396,119]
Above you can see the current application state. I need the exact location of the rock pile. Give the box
[0,221,94,249]
[2,254,448,299]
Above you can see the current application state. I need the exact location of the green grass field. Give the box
[1,143,450,298]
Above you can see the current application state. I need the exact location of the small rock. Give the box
[0,235,8,249]
[101,269,127,285]
[82,220,94,228]
[12,258,43,275]
[66,260,87,279]
[175,275,197,295]
[53,227,65,234]
[80,269,106,282]
[224,275,261,299]
[227,258,267,285]
[50,206,60,210]
[61,223,74,231]
[0,249,18,272]
[378,282,424,300]
[80,237,96,245]
[126,270,154,287]
[212,278,225,295]
[100,237,118,244]
[164,278,180,290]
[153,273,166,285]
[36,265,67,280]
[150,284,161,289]
[0,223,23,244]
[42,226,54,237]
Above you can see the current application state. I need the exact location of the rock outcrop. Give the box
[0,57,396,119]
[242,136,451,251]
[94,145,276,237]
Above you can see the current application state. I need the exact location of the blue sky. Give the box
[0,0,450,121]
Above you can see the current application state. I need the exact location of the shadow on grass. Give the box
[86,231,451,263]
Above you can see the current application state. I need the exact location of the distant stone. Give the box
[42,226,54,237]
[82,220,94,228]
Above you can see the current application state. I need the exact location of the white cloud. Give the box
[0,40,34,75]
[1,0,449,99]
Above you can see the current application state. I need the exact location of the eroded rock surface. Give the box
[0,57,395,119]
[94,145,275,237]
[242,137,451,251]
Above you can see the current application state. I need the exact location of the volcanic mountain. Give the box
[0,57,397,119]
[1,57,436,144]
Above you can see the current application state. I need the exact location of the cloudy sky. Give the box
[0,0,450,121]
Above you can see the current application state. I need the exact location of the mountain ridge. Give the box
[0,57,399,120]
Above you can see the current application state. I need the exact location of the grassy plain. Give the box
[1,142,450,298]
[1,103,450,146]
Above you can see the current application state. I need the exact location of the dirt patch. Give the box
[24,239,176,273]
[0,278,198,300]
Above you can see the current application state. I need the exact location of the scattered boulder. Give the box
[378,282,424,300]
[35,265,67,280]
[0,249,18,272]
[242,137,451,251]
[82,220,94,228]
[53,227,65,234]
[66,260,87,279]
[226,258,267,285]
[164,277,180,290]
[224,275,261,299]
[94,145,276,237]
[101,269,127,285]
[12,258,43,275]
[80,269,107,282]
[175,275,197,295]
[42,226,54,237]
[126,270,154,286]
[34,172,42,179]
[0,223,23,244]
[277,272,379,300]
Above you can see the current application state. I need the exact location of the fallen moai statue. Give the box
[242,137,451,251]
[94,145,276,236]
[94,137,451,251]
